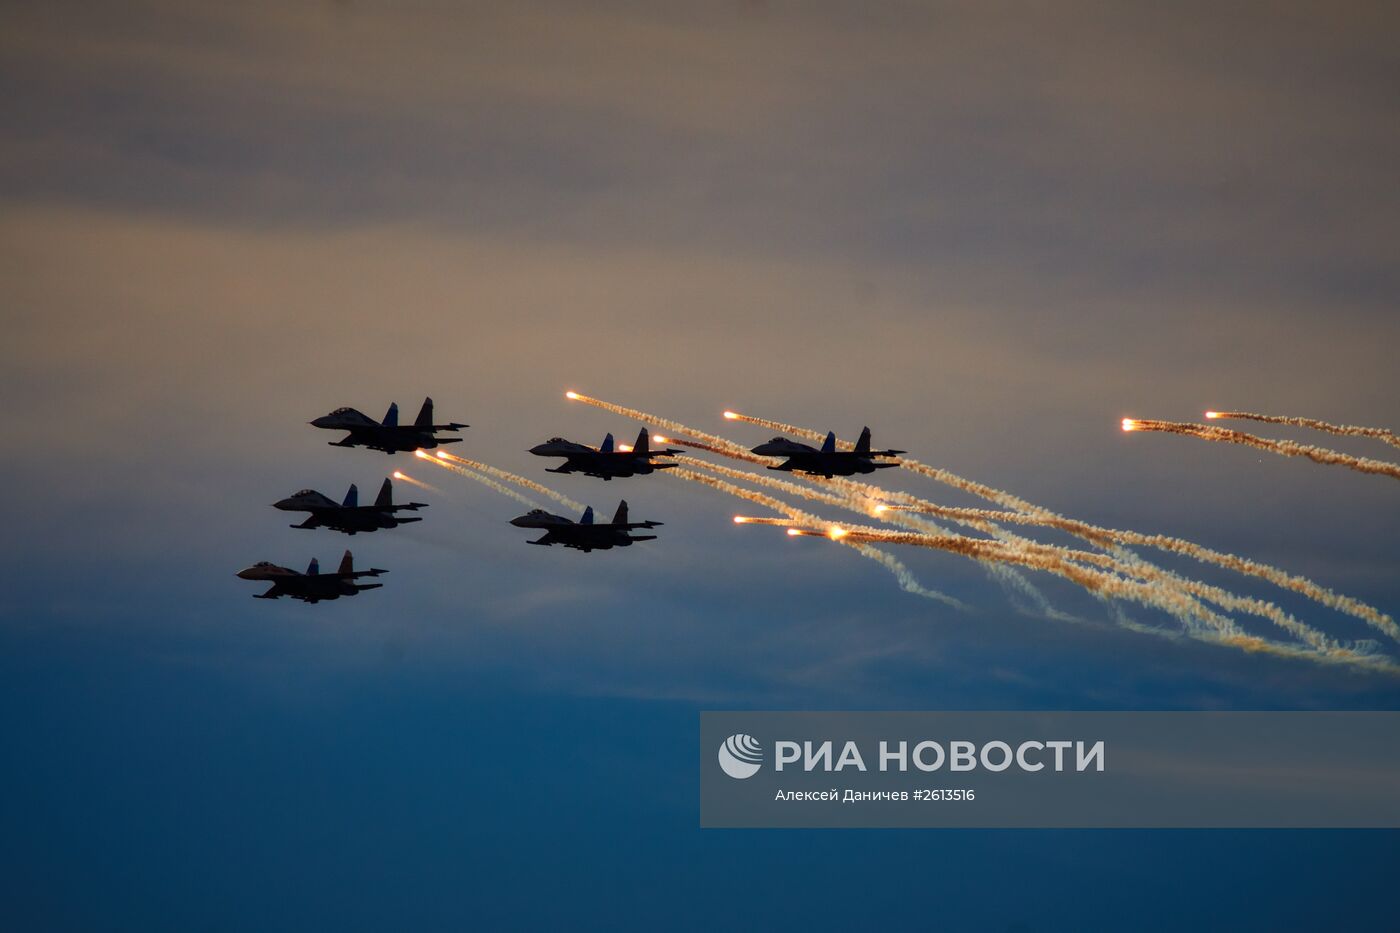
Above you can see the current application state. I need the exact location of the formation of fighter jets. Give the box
[239,394,902,602]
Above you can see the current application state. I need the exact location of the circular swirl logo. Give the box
[718,733,763,779]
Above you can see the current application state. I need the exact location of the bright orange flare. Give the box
[828,527,848,540]
[1205,411,1221,419]
[786,528,803,536]
[565,391,580,400]
[392,470,405,479]
[414,449,429,459]
[653,435,669,444]
[1121,419,1138,432]
[723,411,739,420]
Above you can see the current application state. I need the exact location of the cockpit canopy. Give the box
[293,489,317,497]
[547,437,567,443]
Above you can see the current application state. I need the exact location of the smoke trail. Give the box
[838,520,1339,649]
[669,467,826,527]
[792,523,1399,672]
[565,396,1011,610]
[724,409,1073,516]
[429,451,585,512]
[1123,419,1400,481]
[879,504,1397,643]
[836,525,1400,670]
[844,543,970,609]
[691,463,1392,668]
[680,464,1229,637]
[659,435,774,466]
[723,411,1393,642]
[735,480,1342,652]
[829,525,1243,639]
[684,455,1073,619]
[723,410,842,443]
[1206,411,1400,450]
[668,468,966,607]
[417,455,542,509]
[609,402,1392,664]
[390,471,442,495]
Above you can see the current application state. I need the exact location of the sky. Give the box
[2,1,1398,929]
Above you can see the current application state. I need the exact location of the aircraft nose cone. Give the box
[272,499,296,510]
[236,567,257,579]
[527,444,551,455]
[509,516,530,527]
[310,416,332,427]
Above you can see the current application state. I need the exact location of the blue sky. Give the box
[2,2,1398,929]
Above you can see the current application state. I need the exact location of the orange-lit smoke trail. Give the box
[668,468,823,527]
[763,467,1354,651]
[657,435,773,466]
[844,528,1398,668]
[669,468,966,609]
[723,409,1064,516]
[719,416,1395,642]
[723,411,1153,624]
[389,470,441,495]
[703,412,1394,666]
[680,456,871,516]
[839,520,1341,650]
[413,457,542,510]
[791,525,1400,670]
[885,502,1398,643]
[685,463,1226,634]
[814,525,1240,638]
[723,410,852,445]
[1206,411,1400,450]
[839,475,1376,647]
[1123,418,1400,481]
[430,451,584,512]
[709,470,1388,665]
[680,455,1095,624]
[565,392,757,460]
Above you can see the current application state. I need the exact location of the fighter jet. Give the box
[528,428,683,480]
[311,397,467,454]
[509,500,662,552]
[236,550,387,603]
[751,427,905,478]
[273,477,427,535]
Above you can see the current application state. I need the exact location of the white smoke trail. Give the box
[417,455,542,509]
[430,451,585,512]
[1206,410,1400,450]
[1124,418,1400,481]
[724,412,1394,643]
